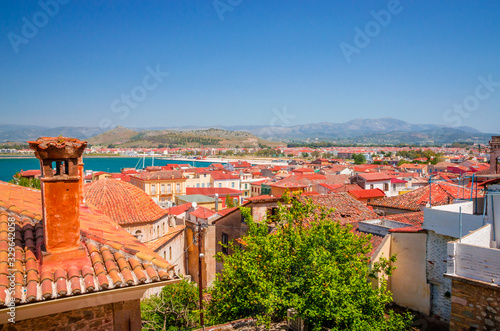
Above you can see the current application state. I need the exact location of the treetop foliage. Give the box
[206,192,413,330]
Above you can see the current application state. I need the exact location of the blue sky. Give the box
[1,1,499,132]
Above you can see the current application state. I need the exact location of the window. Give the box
[221,233,228,255]
[244,191,247,197]
[169,247,172,260]
[219,183,222,188]
[393,184,396,190]
[232,182,235,188]
[161,184,165,194]
[151,184,156,194]
[134,230,143,241]
[202,183,205,188]
[244,183,247,189]
[157,225,159,235]
[370,184,374,189]
[167,184,172,193]
[162,222,165,233]
[176,183,181,193]
[384,183,389,191]
[196,183,200,188]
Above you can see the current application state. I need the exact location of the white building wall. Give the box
[455,243,500,285]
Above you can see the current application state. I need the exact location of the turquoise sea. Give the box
[0,157,217,182]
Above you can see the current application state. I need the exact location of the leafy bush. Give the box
[141,279,200,330]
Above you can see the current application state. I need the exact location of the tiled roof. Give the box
[190,206,217,219]
[0,181,176,307]
[186,187,242,196]
[145,225,185,251]
[210,171,240,181]
[84,179,168,225]
[349,188,385,199]
[167,203,192,216]
[302,193,378,225]
[391,178,407,184]
[369,182,483,212]
[19,170,42,177]
[385,211,424,232]
[217,207,239,217]
[357,173,392,182]
[350,223,386,258]
[132,170,184,180]
[244,195,281,203]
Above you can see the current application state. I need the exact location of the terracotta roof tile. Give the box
[145,225,185,251]
[0,180,178,308]
[84,179,168,225]
[369,182,483,212]
[301,193,379,225]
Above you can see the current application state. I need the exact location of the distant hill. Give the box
[0,124,102,143]
[88,127,281,148]
[1,117,496,145]
[86,126,137,146]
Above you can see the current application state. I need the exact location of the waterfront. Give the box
[0,157,216,182]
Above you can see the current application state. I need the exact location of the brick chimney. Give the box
[29,137,88,262]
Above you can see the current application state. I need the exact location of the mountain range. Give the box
[0,118,496,145]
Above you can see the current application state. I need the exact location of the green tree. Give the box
[141,279,200,330]
[206,193,412,330]
[9,173,41,189]
[352,153,366,165]
[225,194,234,208]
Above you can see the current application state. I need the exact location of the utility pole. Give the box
[198,220,204,327]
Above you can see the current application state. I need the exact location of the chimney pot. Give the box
[28,137,87,262]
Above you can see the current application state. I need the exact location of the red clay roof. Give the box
[210,171,240,181]
[145,225,185,251]
[349,188,385,199]
[0,181,176,307]
[369,182,483,212]
[190,206,217,219]
[357,173,392,182]
[302,193,378,225]
[167,203,192,216]
[84,179,168,225]
[19,170,42,177]
[186,187,242,196]
[217,207,239,217]
[132,170,184,180]
[391,178,407,184]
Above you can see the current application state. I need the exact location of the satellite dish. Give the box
[192,202,198,209]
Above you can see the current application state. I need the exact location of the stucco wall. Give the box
[390,232,431,315]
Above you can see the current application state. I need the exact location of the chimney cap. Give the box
[29,137,87,159]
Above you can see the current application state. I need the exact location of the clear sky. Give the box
[1,1,499,132]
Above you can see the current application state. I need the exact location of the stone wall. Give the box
[449,276,500,331]
[0,299,141,331]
